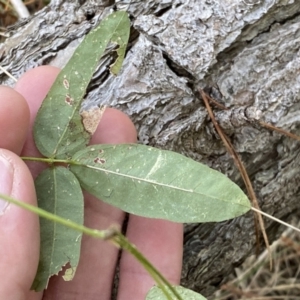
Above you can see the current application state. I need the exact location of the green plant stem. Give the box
[0,193,109,239]
[21,156,85,167]
[115,233,183,300]
[21,156,71,164]
[0,192,183,300]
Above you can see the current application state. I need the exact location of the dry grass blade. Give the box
[0,65,17,81]
[199,89,272,268]
[213,218,300,300]
[251,207,300,234]
[10,0,30,18]
[0,0,48,31]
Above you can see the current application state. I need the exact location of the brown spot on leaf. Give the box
[65,94,74,106]
[68,120,76,131]
[80,106,106,135]
[94,157,106,164]
[63,79,69,89]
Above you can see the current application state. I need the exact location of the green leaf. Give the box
[33,11,130,159]
[146,285,207,300]
[32,167,84,291]
[70,144,251,223]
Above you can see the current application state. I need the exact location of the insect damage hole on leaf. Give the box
[80,105,107,135]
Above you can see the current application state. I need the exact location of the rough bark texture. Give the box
[1,0,300,298]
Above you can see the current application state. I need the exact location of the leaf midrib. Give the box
[78,164,249,208]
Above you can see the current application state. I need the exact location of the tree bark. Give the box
[1,0,300,297]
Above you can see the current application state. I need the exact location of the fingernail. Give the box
[0,154,13,214]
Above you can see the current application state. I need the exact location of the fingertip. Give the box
[0,149,39,298]
[15,66,61,124]
[15,66,61,170]
[0,86,30,154]
[15,65,61,97]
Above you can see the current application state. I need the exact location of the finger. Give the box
[15,65,61,179]
[14,66,61,300]
[0,86,29,154]
[0,150,39,300]
[118,218,183,300]
[44,108,137,300]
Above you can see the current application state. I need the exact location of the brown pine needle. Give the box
[259,121,300,142]
[206,93,228,110]
[199,89,272,269]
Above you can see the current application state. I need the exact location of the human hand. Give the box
[0,66,183,300]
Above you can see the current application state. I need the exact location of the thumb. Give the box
[0,150,40,300]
